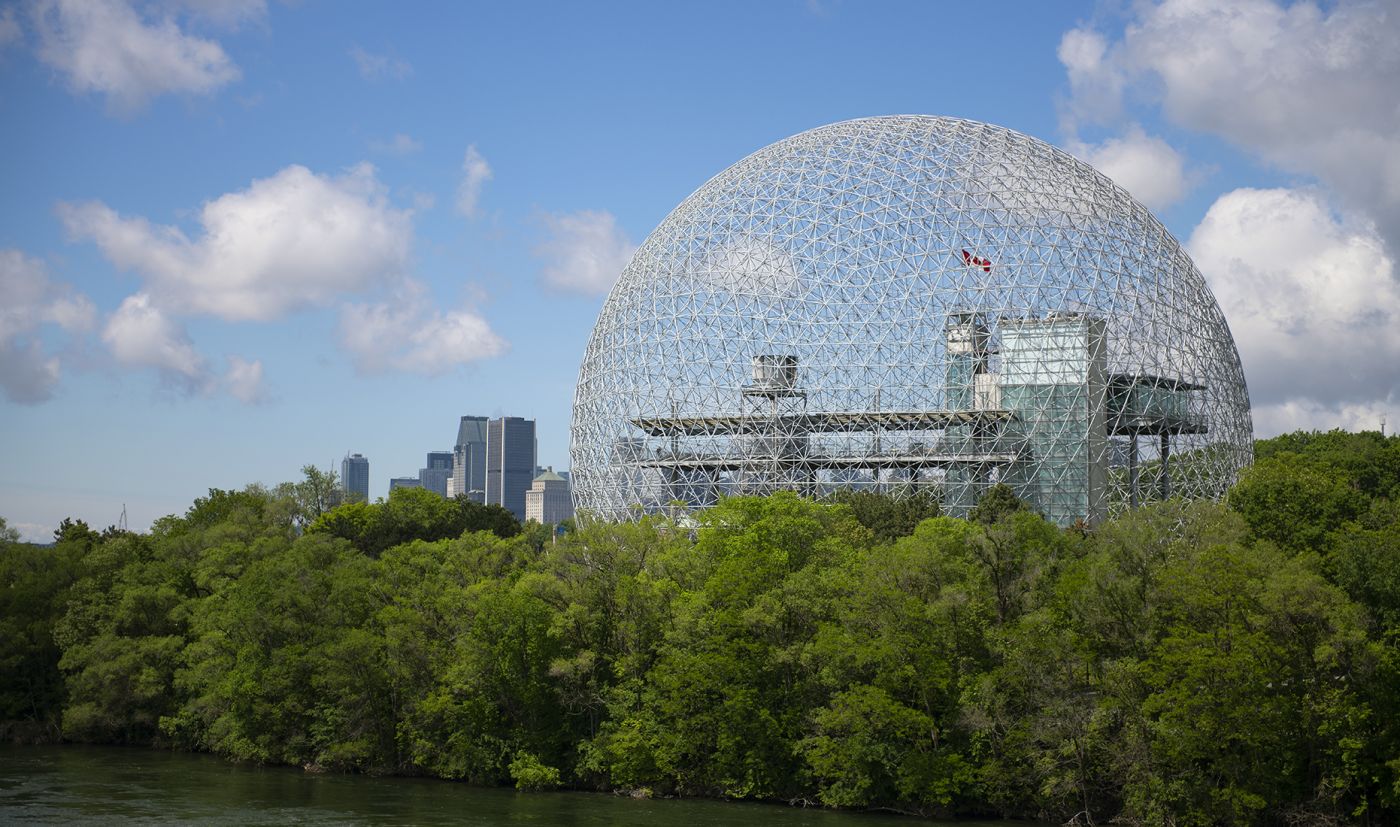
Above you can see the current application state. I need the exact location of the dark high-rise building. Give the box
[389,476,421,492]
[342,452,369,503]
[486,416,537,521]
[451,415,488,503]
[419,451,453,497]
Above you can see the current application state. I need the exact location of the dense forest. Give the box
[3,430,1399,825]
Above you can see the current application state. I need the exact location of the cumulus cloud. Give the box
[59,163,412,321]
[31,0,242,113]
[1060,0,1400,251]
[0,249,94,405]
[349,45,411,80]
[101,292,268,399]
[456,145,492,218]
[0,250,96,339]
[338,281,506,375]
[1057,27,1124,128]
[534,209,636,295]
[102,293,206,384]
[61,161,507,383]
[1188,187,1399,433]
[1066,126,1191,211]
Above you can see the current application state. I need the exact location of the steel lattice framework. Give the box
[571,116,1252,526]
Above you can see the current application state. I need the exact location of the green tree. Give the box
[0,520,82,739]
[54,530,190,743]
[168,532,375,765]
[1125,543,1372,824]
[823,488,941,543]
[389,533,564,782]
[53,517,100,546]
[307,488,521,557]
[56,487,295,745]
[971,508,1068,625]
[1329,520,1400,634]
[968,483,1031,526]
[1256,429,1400,501]
[282,464,342,528]
[534,515,686,761]
[582,493,863,798]
[798,516,987,811]
[454,496,522,538]
[1229,454,1366,552]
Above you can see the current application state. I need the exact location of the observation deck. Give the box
[630,408,1014,437]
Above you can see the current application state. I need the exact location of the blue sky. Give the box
[2,0,1397,541]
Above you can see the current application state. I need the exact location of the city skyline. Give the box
[3,1,1398,541]
[356,413,542,506]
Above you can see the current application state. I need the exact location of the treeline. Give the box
[2,430,1399,824]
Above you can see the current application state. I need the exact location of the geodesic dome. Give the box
[571,115,1252,526]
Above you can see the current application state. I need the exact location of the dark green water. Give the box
[0,745,1017,825]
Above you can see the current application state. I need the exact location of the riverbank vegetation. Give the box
[3,429,1399,824]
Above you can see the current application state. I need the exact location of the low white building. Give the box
[525,468,573,524]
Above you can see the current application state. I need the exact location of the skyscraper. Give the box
[452,415,489,503]
[341,452,369,503]
[486,416,537,521]
[419,451,453,497]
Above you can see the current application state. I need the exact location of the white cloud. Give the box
[31,0,241,113]
[1188,187,1400,433]
[0,250,95,340]
[338,281,506,375]
[699,235,801,297]
[1060,0,1400,252]
[1057,27,1123,128]
[223,355,267,403]
[0,249,94,405]
[349,45,411,80]
[60,163,413,322]
[1066,126,1191,211]
[371,132,422,155]
[456,145,492,218]
[0,340,61,406]
[103,292,206,383]
[60,161,504,382]
[534,209,636,295]
[1252,397,1394,437]
[101,293,267,400]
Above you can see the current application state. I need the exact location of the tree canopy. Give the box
[3,429,1399,823]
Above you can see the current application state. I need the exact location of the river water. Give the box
[0,745,1018,826]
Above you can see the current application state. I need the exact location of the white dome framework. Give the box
[571,116,1252,526]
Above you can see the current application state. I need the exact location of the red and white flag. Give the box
[961,249,992,273]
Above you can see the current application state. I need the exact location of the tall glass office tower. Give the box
[341,452,369,503]
[486,416,537,521]
[451,416,488,503]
